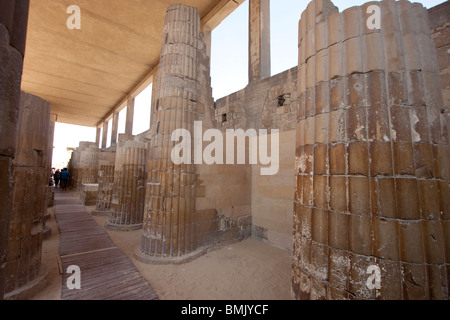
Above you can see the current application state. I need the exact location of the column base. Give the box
[104,222,143,231]
[4,263,49,300]
[134,246,211,265]
[91,210,112,217]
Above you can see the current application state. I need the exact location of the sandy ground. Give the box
[31,197,293,300]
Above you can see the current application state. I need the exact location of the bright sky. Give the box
[52,0,446,169]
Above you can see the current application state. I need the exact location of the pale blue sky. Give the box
[53,0,447,168]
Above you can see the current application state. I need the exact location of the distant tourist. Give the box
[60,168,70,191]
[54,169,61,187]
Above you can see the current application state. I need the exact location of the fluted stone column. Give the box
[92,165,115,216]
[293,0,449,300]
[136,4,212,264]
[0,0,30,300]
[5,92,50,300]
[106,136,147,231]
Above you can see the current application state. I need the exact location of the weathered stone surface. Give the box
[80,184,99,207]
[68,142,100,190]
[216,68,298,132]
[0,19,24,299]
[293,0,449,300]
[92,165,115,216]
[139,4,202,261]
[106,138,147,231]
[5,92,50,299]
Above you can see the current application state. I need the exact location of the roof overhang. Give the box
[21,0,244,127]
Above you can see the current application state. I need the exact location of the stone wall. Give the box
[80,184,99,206]
[215,67,298,132]
[251,130,295,252]
[214,66,298,252]
[195,160,252,250]
[78,142,100,185]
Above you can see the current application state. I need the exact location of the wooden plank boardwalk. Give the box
[54,191,158,300]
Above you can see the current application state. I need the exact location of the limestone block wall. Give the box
[80,184,99,207]
[5,92,50,299]
[68,142,100,190]
[195,160,252,249]
[252,130,295,252]
[215,68,298,252]
[215,67,298,132]
[99,149,116,167]
[0,0,29,299]
[106,136,147,231]
[293,0,449,300]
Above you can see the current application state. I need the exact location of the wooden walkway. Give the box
[54,191,158,300]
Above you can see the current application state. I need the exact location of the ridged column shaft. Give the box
[293,0,449,300]
[106,140,147,231]
[0,1,29,297]
[137,4,203,262]
[92,165,115,216]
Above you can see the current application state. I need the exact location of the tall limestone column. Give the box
[293,0,449,300]
[0,0,30,300]
[136,4,213,263]
[5,92,50,299]
[106,135,147,231]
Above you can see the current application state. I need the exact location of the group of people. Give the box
[52,168,70,190]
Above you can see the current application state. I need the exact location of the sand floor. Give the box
[31,197,293,300]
